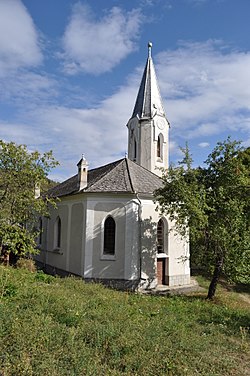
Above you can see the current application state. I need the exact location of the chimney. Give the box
[77,155,88,191]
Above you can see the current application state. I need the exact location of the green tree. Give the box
[0,140,58,258]
[155,138,250,299]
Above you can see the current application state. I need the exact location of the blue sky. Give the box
[0,0,250,181]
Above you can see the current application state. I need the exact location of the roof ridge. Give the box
[88,158,127,191]
[80,158,125,191]
[125,158,135,193]
[141,57,150,118]
[88,157,124,173]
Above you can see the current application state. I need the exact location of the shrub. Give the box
[16,258,36,272]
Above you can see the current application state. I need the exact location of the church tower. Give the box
[127,42,170,176]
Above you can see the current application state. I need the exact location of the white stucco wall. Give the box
[83,195,140,282]
[36,192,190,289]
[139,196,190,288]
[35,196,85,276]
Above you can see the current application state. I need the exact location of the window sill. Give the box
[157,253,168,258]
[100,254,116,261]
[51,248,63,255]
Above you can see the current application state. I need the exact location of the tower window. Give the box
[133,138,137,161]
[103,216,116,255]
[157,133,164,160]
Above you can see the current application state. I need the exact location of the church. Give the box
[36,43,190,290]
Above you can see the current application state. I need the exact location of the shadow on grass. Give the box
[219,280,250,294]
[192,269,250,295]
[174,294,250,335]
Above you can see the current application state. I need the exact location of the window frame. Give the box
[156,217,168,256]
[54,216,62,250]
[101,215,116,260]
[157,133,164,161]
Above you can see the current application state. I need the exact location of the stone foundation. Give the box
[35,261,140,291]
[166,274,190,286]
[35,260,190,290]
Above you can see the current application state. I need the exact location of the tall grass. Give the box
[0,266,249,375]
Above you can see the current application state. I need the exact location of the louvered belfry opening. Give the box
[157,218,164,253]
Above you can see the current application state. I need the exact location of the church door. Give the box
[157,258,165,285]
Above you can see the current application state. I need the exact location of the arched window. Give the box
[54,216,61,249]
[157,218,168,254]
[157,133,164,160]
[103,216,116,255]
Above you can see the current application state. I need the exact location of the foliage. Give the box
[16,257,37,272]
[0,223,38,256]
[0,266,249,375]
[155,138,250,298]
[0,140,58,256]
[41,177,59,194]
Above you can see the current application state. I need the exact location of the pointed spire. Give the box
[132,42,165,119]
[148,41,152,58]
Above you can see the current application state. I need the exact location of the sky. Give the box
[0,0,250,182]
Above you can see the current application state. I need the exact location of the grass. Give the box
[0,266,249,376]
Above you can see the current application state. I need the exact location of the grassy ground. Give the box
[0,266,249,376]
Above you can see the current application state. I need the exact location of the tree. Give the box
[0,140,58,259]
[154,138,250,299]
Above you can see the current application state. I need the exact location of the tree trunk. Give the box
[206,256,224,300]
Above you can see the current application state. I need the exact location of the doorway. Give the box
[157,258,165,285]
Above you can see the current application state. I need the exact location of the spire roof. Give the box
[132,42,166,119]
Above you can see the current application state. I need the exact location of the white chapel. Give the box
[36,43,190,290]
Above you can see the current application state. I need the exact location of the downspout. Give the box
[125,157,143,288]
[135,193,142,288]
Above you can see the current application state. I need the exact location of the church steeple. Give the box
[127,42,169,176]
[132,42,166,120]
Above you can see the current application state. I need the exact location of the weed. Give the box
[35,270,55,284]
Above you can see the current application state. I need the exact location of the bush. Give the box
[16,258,36,272]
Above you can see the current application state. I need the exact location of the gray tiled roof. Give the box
[47,158,163,198]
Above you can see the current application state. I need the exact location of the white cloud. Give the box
[198,142,210,148]
[0,71,58,107]
[2,37,250,181]
[62,3,143,74]
[185,0,207,5]
[155,40,250,140]
[0,120,50,148]
[0,0,42,75]
[2,81,137,181]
